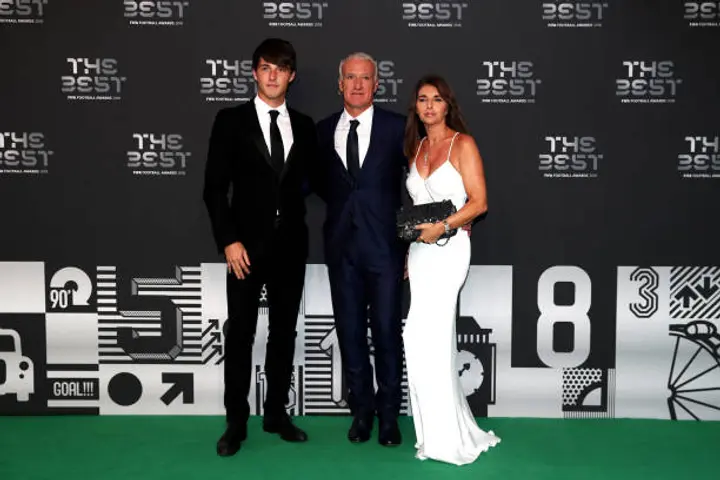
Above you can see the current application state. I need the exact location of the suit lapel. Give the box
[360,108,382,178]
[245,102,273,169]
[279,109,299,182]
[328,112,353,184]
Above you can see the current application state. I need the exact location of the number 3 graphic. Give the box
[629,267,660,318]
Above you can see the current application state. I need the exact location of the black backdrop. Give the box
[1,1,719,419]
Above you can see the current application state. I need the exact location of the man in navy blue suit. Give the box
[315,52,407,447]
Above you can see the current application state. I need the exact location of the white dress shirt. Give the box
[254,95,293,161]
[334,105,373,169]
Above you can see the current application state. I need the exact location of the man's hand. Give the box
[225,242,251,280]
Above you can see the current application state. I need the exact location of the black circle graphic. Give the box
[108,372,143,406]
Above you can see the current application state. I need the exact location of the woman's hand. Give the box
[415,222,445,244]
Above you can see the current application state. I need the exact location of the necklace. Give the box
[422,128,451,167]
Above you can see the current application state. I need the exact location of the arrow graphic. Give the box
[675,285,699,309]
[202,332,222,353]
[695,276,719,300]
[202,319,220,338]
[203,345,223,365]
[160,373,194,405]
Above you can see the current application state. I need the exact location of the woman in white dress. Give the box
[402,75,500,465]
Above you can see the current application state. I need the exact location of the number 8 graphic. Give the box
[536,266,591,368]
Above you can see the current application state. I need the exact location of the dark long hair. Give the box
[403,74,469,159]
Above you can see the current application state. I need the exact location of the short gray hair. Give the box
[338,52,378,82]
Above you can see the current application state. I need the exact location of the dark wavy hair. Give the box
[252,37,297,72]
[403,74,469,159]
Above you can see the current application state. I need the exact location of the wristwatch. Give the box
[442,220,451,234]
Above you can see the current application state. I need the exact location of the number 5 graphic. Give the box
[116,274,184,362]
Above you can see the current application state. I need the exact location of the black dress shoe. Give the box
[348,415,373,443]
[216,424,246,457]
[378,420,402,447]
[263,415,308,442]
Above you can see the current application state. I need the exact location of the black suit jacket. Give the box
[203,101,318,262]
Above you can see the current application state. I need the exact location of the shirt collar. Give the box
[254,95,289,118]
[341,105,374,127]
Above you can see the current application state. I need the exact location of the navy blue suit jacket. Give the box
[315,107,408,268]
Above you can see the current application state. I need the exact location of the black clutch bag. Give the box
[396,199,457,243]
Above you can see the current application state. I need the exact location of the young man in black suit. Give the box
[202,38,317,457]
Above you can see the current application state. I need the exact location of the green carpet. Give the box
[0,416,718,480]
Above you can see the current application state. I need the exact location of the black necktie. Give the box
[347,119,360,180]
[269,110,284,174]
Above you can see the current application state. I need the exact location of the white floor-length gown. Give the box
[403,133,500,465]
